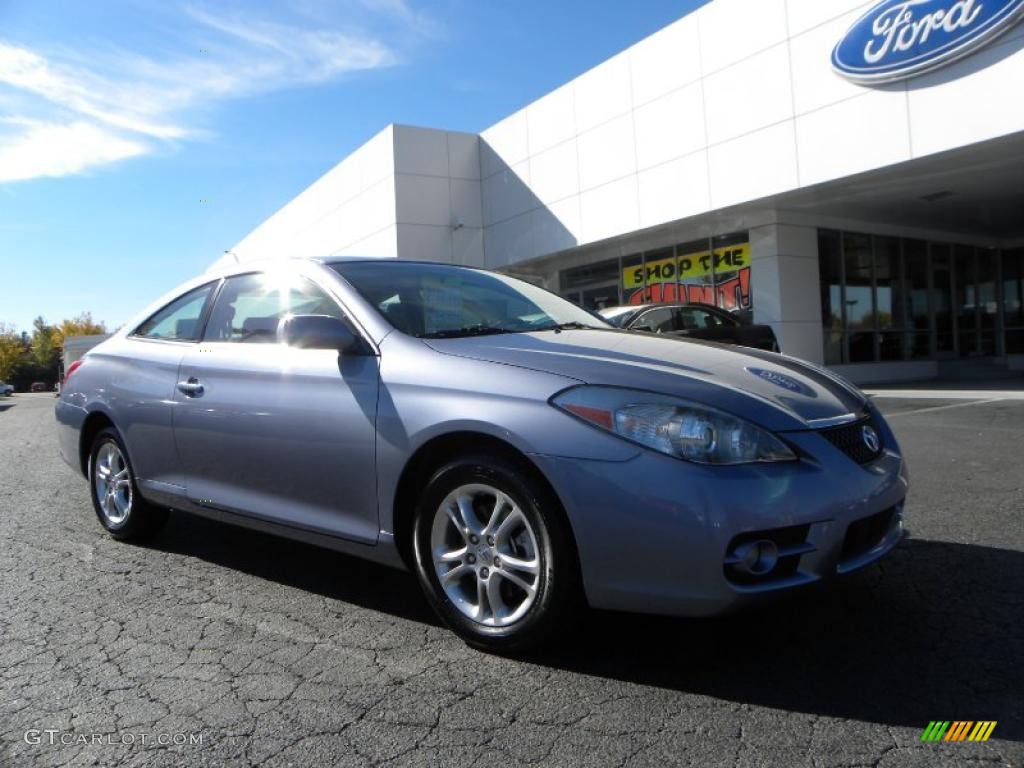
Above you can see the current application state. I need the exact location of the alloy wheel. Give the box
[430,483,541,627]
[93,441,133,526]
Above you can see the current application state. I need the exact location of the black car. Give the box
[599,303,779,352]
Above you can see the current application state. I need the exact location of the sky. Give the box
[0,0,707,334]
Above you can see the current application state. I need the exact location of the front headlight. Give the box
[552,386,796,465]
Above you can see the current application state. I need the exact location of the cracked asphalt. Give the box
[0,391,1021,767]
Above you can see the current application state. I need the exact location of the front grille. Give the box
[840,507,896,562]
[819,416,883,464]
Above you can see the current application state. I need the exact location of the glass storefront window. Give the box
[931,244,955,355]
[621,253,643,306]
[711,233,751,311]
[1003,249,1024,354]
[676,238,714,306]
[818,232,1020,364]
[843,233,875,363]
[818,230,844,365]
[874,236,904,361]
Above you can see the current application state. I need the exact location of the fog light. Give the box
[733,540,779,576]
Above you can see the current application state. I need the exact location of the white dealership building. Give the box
[220,0,1024,383]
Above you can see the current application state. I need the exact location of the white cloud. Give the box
[0,1,433,183]
[0,119,146,183]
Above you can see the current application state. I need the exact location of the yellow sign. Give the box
[623,243,751,289]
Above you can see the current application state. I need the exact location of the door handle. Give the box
[176,377,204,397]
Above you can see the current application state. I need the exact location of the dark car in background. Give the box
[30,382,51,393]
[600,303,779,352]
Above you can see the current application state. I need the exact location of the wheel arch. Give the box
[79,410,116,476]
[391,431,580,571]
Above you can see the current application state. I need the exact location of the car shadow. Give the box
[146,510,437,626]
[535,538,1023,741]
[145,516,1022,740]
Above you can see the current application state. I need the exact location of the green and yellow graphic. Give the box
[921,721,997,742]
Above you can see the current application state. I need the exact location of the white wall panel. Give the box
[708,121,798,209]
[530,200,580,255]
[526,83,576,155]
[337,225,397,258]
[579,176,640,244]
[357,125,396,188]
[788,8,883,116]
[484,212,536,268]
[450,177,483,229]
[395,174,450,226]
[633,82,706,170]
[480,109,529,178]
[528,140,579,205]
[396,223,453,262]
[577,114,637,191]
[908,36,1024,158]
[797,89,911,187]
[637,152,710,230]
[447,132,480,180]
[629,14,702,107]
[785,0,871,37]
[703,43,794,146]
[573,52,633,133]
[393,125,449,178]
[481,161,533,227]
[452,226,485,266]
[698,0,788,74]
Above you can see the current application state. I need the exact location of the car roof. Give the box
[627,302,724,312]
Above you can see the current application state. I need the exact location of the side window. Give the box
[133,283,215,341]
[677,307,725,330]
[203,272,348,343]
[635,307,675,333]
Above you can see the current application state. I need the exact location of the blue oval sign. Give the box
[832,0,1024,84]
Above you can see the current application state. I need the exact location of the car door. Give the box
[172,269,380,544]
[115,280,219,497]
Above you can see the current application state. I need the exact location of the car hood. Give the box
[424,329,867,432]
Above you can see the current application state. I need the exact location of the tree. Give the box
[54,312,107,348]
[29,316,60,373]
[0,324,24,382]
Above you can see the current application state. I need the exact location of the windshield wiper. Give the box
[533,321,597,333]
[417,325,518,339]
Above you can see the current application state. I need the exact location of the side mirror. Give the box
[279,314,358,352]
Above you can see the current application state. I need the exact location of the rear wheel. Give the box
[88,427,168,541]
[412,454,579,653]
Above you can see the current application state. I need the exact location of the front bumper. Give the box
[530,425,909,617]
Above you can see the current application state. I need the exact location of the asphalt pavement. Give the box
[0,391,1021,767]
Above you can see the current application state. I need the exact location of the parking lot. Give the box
[0,390,1021,767]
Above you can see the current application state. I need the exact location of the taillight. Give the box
[64,359,84,383]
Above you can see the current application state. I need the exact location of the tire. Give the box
[88,427,168,541]
[411,453,580,653]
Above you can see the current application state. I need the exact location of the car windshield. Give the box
[329,261,611,338]
[597,306,637,327]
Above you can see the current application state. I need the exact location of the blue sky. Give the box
[0,0,706,334]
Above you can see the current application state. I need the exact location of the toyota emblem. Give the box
[861,425,880,453]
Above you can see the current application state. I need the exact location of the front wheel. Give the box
[412,454,580,653]
[88,427,168,541]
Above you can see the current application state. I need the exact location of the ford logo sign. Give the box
[832,0,1024,84]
